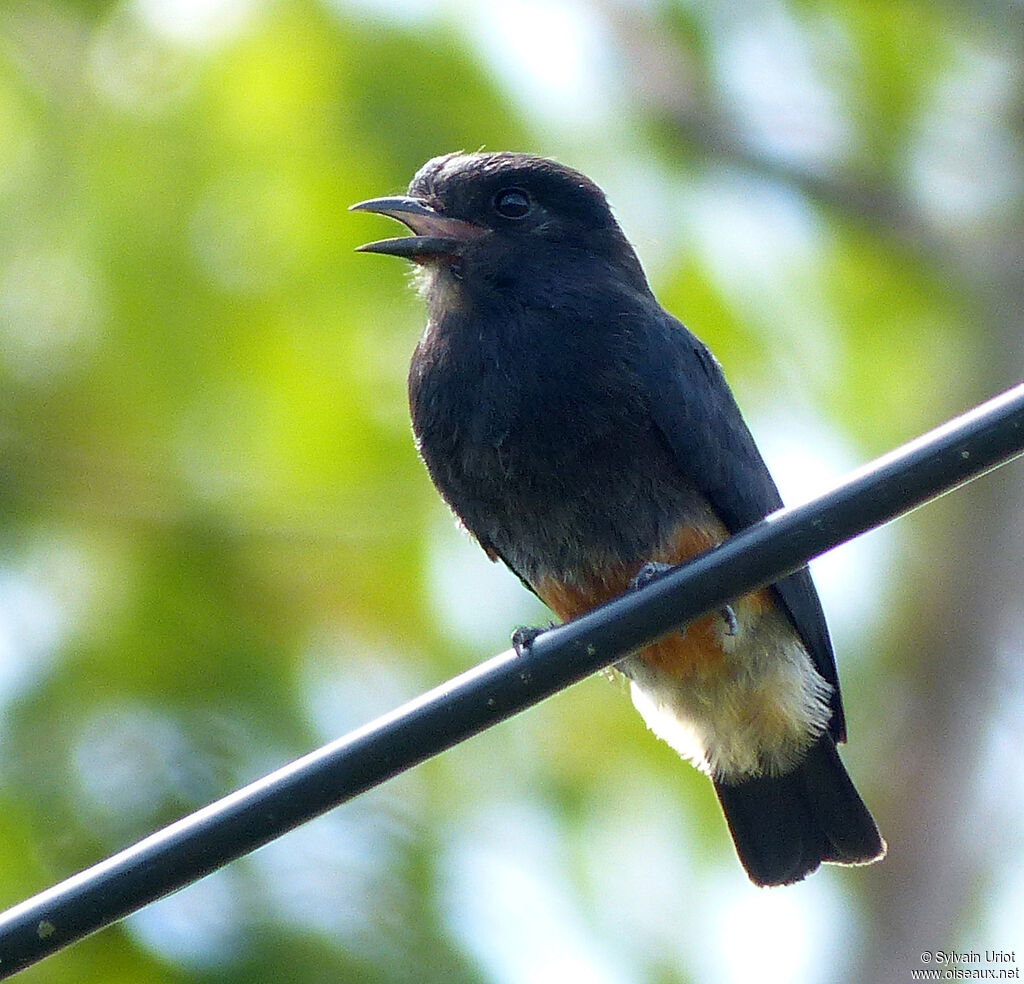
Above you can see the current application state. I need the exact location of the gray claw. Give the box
[512,623,554,655]
[720,604,738,636]
[630,561,673,591]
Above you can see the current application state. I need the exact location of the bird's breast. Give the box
[408,307,720,583]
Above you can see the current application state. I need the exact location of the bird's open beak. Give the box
[350,196,484,259]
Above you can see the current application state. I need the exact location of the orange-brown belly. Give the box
[532,521,774,680]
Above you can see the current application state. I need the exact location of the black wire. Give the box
[0,382,1022,977]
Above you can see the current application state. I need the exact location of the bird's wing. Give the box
[642,307,846,742]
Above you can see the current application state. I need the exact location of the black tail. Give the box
[713,737,885,887]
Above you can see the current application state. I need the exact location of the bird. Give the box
[351,151,885,886]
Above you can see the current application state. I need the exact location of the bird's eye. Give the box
[493,188,532,219]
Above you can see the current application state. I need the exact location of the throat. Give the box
[417,263,468,315]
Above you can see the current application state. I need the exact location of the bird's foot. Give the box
[512,623,555,656]
[629,561,673,591]
[629,563,737,637]
[629,561,685,642]
[720,603,738,637]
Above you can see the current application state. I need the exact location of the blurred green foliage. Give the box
[1,1,1021,983]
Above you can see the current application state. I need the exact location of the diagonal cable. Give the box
[0,382,1021,978]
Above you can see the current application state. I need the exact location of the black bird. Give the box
[352,151,885,886]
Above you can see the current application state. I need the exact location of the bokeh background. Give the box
[1,0,1022,981]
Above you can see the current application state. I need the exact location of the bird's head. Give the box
[351,152,649,297]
